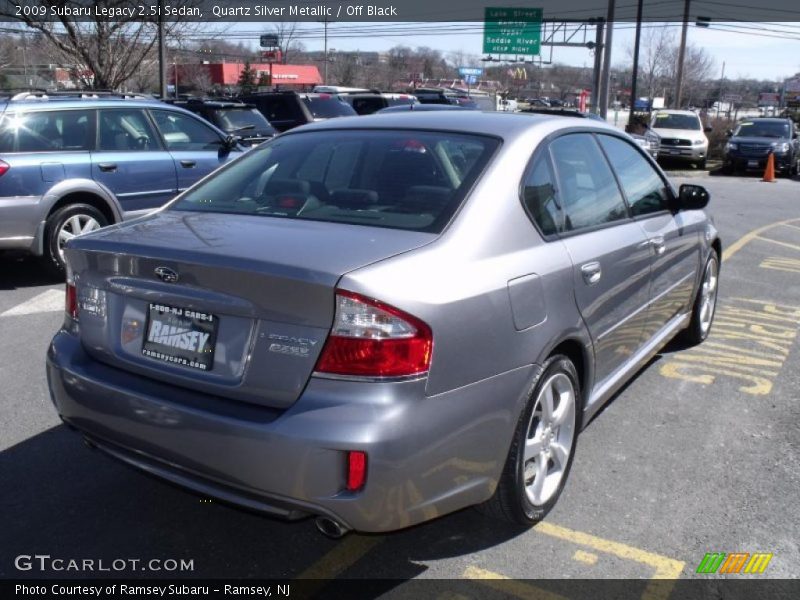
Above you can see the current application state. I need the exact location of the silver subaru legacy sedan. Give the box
[47,112,720,536]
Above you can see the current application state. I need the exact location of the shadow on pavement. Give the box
[0,254,62,291]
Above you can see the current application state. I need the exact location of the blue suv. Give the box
[0,91,243,271]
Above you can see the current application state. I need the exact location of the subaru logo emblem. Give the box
[154,267,179,283]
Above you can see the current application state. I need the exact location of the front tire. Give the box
[479,355,581,526]
[44,204,107,273]
[682,251,719,345]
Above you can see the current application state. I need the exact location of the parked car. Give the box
[0,90,243,271]
[241,91,356,132]
[650,109,712,168]
[48,112,720,536]
[376,104,474,114]
[722,117,800,176]
[413,87,460,105]
[165,98,277,147]
[342,92,418,115]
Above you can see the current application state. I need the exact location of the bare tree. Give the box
[331,53,358,87]
[180,63,213,94]
[627,26,673,104]
[2,1,194,90]
[268,21,304,64]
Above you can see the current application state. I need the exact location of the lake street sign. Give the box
[483,7,542,56]
[459,67,484,77]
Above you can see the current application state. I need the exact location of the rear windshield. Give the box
[302,96,357,118]
[652,113,701,130]
[170,130,500,233]
[211,108,276,135]
[734,120,790,138]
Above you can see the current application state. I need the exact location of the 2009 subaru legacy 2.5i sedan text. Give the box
[47,112,721,536]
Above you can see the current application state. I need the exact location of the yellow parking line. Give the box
[536,522,684,578]
[463,566,569,600]
[722,217,800,262]
[572,549,599,565]
[295,534,382,590]
[754,236,800,253]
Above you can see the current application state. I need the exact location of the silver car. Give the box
[47,112,721,535]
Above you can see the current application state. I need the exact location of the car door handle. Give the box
[180,160,197,168]
[97,163,117,172]
[650,236,666,256]
[580,262,602,285]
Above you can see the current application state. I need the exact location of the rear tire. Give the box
[44,204,108,273]
[682,250,719,345]
[478,355,581,526]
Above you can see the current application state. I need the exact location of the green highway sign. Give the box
[483,7,542,56]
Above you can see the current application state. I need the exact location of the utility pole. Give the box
[323,17,329,85]
[590,19,604,114]
[628,0,644,127]
[599,0,615,119]
[674,0,691,108]
[157,0,167,98]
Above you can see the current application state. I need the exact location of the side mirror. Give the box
[678,184,710,210]
[704,125,713,133]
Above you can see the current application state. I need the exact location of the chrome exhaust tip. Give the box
[315,516,350,539]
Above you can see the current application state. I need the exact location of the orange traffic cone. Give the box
[762,152,776,183]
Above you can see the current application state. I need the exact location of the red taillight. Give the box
[346,451,367,492]
[65,281,78,319]
[0,160,9,177]
[315,290,432,378]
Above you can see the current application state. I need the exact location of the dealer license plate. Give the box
[142,303,218,371]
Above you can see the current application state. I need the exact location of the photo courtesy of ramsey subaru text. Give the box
[47,112,721,536]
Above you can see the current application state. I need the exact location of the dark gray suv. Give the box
[47,112,720,535]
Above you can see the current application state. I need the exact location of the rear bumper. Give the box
[0,196,46,254]
[47,330,536,532]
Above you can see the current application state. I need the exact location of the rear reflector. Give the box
[346,451,367,491]
[65,282,78,319]
[315,290,432,378]
[0,160,9,177]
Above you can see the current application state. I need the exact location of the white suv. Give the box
[650,110,711,169]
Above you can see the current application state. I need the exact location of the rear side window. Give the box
[549,133,628,232]
[151,110,222,151]
[171,130,500,233]
[0,110,93,152]
[351,97,386,115]
[522,154,561,236]
[598,135,670,217]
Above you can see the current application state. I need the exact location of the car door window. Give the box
[521,153,562,236]
[151,110,222,151]
[598,135,670,217]
[98,109,158,152]
[549,133,628,232]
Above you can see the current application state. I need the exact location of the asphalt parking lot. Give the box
[2,172,799,596]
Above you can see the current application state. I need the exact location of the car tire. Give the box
[696,158,707,170]
[45,204,108,273]
[682,250,720,346]
[721,162,733,175]
[477,354,581,526]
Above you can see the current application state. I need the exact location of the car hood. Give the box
[652,128,706,141]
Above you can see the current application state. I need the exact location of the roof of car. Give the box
[1,95,175,112]
[286,110,616,141]
[652,109,699,116]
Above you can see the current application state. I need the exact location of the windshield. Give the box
[171,130,500,233]
[652,113,701,130]
[302,96,357,119]
[734,121,790,138]
[211,108,276,135]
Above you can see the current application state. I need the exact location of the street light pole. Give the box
[599,0,615,119]
[628,0,644,126]
[158,0,167,98]
[674,0,691,108]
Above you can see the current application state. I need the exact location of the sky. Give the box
[220,21,800,83]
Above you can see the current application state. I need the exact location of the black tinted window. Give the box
[522,154,561,236]
[0,109,93,152]
[172,130,499,233]
[302,96,357,118]
[598,135,669,217]
[550,134,628,232]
